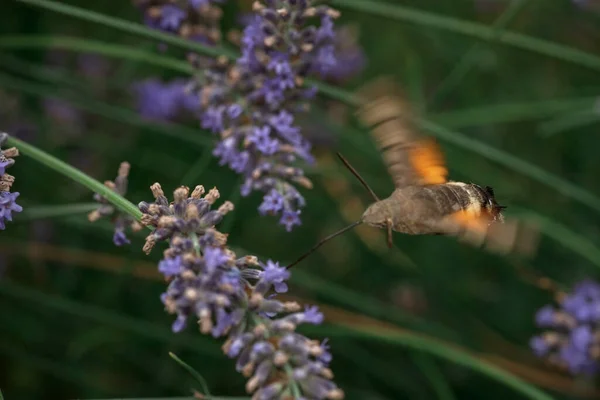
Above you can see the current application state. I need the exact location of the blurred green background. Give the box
[2,0,600,399]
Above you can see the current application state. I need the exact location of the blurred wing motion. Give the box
[434,210,540,258]
[356,77,448,188]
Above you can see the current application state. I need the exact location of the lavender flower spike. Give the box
[190,0,341,231]
[139,182,344,399]
[530,279,600,375]
[88,162,143,245]
[0,132,23,230]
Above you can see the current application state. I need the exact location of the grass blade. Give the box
[169,352,212,399]
[0,35,191,74]
[513,208,600,270]
[428,0,529,105]
[433,97,597,129]
[306,324,554,400]
[18,203,98,221]
[538,110,600,137]
[15,0,236,59]
[411,353,456,400]
[332,0,600,72]
[5,136,142,220]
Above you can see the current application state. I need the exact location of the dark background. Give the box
[1,0,600,399]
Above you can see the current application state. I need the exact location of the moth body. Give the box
[361,182,505,235]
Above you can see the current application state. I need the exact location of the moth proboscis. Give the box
[287,77,540,269]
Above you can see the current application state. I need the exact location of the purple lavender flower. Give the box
[132,79,194,121]
[139,182,344,399]
[316,25,366,84]
[132,0,346,231]
[88,162,142,246]
[188,0,342,231]
[530,279,600,375]
[0,132,22,230]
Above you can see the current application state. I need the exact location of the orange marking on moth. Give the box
[451,210,489,233]
[408,138,448,185]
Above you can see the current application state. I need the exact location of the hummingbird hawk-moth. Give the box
[287,77,539,269]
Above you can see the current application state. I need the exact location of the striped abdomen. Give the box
[419,182,505,222]
[366,182,506,235]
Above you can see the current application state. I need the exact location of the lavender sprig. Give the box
[189,0,341,231]
[132,0,361,231]
[139,182,344,399]
[0,132,23,230]
[132,78,201,122]
[132,0,224,121]
[134,0,224,46]
[530,279,600,375]
[88,162,143,245]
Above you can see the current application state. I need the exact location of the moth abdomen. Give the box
[428,182,505,222]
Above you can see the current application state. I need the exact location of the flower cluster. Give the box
[0,132,22,230]
[530,279,600,375]
[132,78,200,122]
[134,0,224,46]
[138,182,344,399]
[131,0,225,120]
[88,162,143,245]
[189,0,342,231]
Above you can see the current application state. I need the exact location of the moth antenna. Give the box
[286,220,363,269]
[336,152,380,202]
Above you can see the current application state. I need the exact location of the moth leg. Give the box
[386,218,393,248]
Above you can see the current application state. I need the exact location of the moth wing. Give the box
[433,210,540,258]
[356,77,448,188]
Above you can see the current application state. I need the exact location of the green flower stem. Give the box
[168,352,212,398]
[331,0,600,72]
[5,136,142,221]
